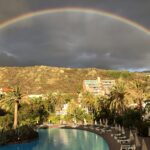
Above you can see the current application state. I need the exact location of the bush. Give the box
[122,109,141,128]
[48,114,60,124]
[0,114,13,130]
[115,115,123,126]
[107,70,132,79]
[137,121,149,137]
[0,125,38,145]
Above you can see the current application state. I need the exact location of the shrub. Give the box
[137,121,150,137]
[115,115,123,126]
[48,114,60,124]
[122,109,141,128]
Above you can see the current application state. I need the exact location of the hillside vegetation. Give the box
[0,66,148,96]
[0,66,150,138]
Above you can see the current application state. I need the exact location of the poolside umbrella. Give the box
[95,120,97,125]
[135,132,141,150]
[105,119,108,127]
[113,119,116,125]
[129,130,134,143]
[118,125,122,132]
[141,139,148,150]
[84,118,87,125]
[99,119,103,126]
[121,126,125,135]
[75,118,77,124]
[115,124,118,131]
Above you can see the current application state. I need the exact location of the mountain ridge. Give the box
[0,66,145,94]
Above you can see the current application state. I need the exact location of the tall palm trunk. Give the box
[13,101,18,129]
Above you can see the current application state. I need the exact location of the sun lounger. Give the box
[120,144,136,150]
[111,132,122,137]
[100,127,112,133]
[99,128,106,133]
[118,138,130,144]
[95,127,100,131]
[114,134,126,140]
[110,126,116,129]
[117,136,128,140]
[88,125,94,130]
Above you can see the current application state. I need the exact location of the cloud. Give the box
[0,51,18,66]
[0,11,150,70]
[1,0,150,29]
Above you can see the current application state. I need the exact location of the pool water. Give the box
[0,128,109,150]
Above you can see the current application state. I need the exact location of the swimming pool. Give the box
[0,128,109,150]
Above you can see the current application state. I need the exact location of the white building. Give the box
[83,77,115,95]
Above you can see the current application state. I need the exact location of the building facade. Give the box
[83,77,115,95]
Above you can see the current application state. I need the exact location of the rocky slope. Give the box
[0,66,145,94]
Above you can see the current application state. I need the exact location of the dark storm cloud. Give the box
[0,12,149,70]
[0,51,18,66]
[1,0,150,28]
[0,0,150,70]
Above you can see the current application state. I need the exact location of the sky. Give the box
[0,0,150,71]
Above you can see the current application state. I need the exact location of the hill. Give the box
[0,66,146,94]
[143,70,150,73]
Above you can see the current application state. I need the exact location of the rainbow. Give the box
[0,7,150,35]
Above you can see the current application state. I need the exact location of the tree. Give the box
[12,87,22,129]
[108,82,127,114]
[133,77,149,110]
[67,99,87,123]
[82,92,97,122]
[133,77,150,118]
[46,92,57,113]
[54,92,65,114]
[37,104,48,123]
[96,95,111,120]
[0,86,22,129]
[122,108,141,128]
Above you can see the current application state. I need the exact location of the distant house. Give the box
[56,103,68,116]
[0,87,13,95]
[83,77,115,95]
[101,79,116,94]
[28,94,44,99]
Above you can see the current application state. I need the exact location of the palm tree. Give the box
[54,91,65,114]
[0,86,22,129]
[133,77,149,117]
[13,87,21,129]
[108,82,127,114]
[67,99,86,123]
[82,92,96,122]
[46,92,57,113]
[96,95,109,111]
[96,95,111,119]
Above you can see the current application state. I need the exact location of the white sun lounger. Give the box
[118,138,130,144]
[120,144,136,150]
